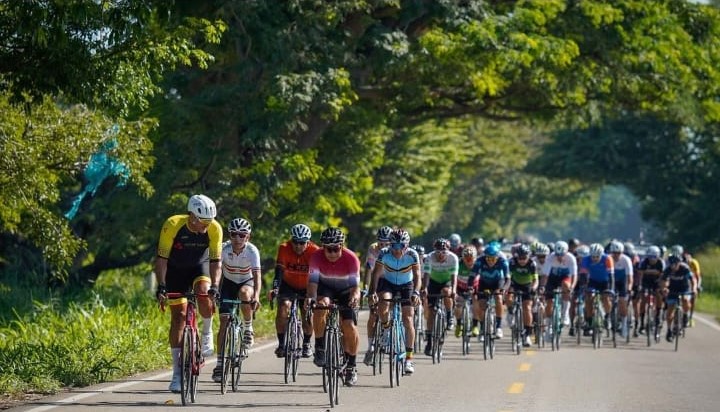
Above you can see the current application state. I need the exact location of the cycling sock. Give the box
[244,320,252,332]
[472,319,479,327]
[202,317,212,335]
[277,333,285,346]
[346,354,356,367]
[171,347,181,374]
[496,318,502,329]
[367,337,373,347]
[405,348,413,359]
[303,334,311,345]
[315,338,324,349]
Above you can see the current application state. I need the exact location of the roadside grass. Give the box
[0,265,276,399]
[695,249,720,323]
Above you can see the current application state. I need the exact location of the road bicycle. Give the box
[413,299,425,355]
[640,288,661,346]
[509,290,524,355]
[369,303,384,376]
[670,293,692,352]
[272,293,304,384]
[458,290,473,356]
[550,288,563,352]
[164,291,209,406]
[382,292,407,388]
[427,294,446,365]
[532,291,546,349]
[573,288,585,345]
[588,288,614,349]
[609,292,618,348]
[480,290,499,360]
[311,301,344,408]
[219,298,253,394]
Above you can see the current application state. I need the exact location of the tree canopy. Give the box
[2,0,719,285]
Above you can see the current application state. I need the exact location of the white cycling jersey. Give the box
[221,241,261,284]
[542,252,577,278]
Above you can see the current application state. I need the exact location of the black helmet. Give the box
[320,227,345,244]
[433,238,450,251]
[568,238,581,248]
[516,244,531,257]
[410,244,425,256]
[389,228,410,244]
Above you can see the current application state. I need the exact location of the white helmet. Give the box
[449,233,462,248]
[187,194,216,219]
[646,245,661,258]
[576,245,590,258]
[290,224,311,241]
[670,244,684,256]
[589,243,604,257]
[554,241,569,255]
[609,241,624,253]
[228,218,251,233]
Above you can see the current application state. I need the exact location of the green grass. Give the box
[695,248,720,323]
[0,265,276,398]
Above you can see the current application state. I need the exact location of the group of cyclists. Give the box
[153,194,702,395]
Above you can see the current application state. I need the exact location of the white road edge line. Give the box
[23,341,277,412]
[692,313,720,332]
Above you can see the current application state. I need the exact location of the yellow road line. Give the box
[507,382,525,394]
[519,363,532,372]
[525,350,536,356]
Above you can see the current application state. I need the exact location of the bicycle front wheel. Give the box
[189,329,200,403]
[283,316,296,384]
[514,306,523,355]
[221,322,234,394]
[180,327,192,406]
[432,311,443,364]
[461,304,471,356]
[389,321,396,387]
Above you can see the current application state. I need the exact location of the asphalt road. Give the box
[9,310,720,412]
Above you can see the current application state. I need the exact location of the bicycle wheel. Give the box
[551,307,559,352]
[388,320,396,388]
[646,302,653,347]
[436,312,445,364]
[432,310,443,364]
[461,304,471,356]
[283,315,296,384]
[674,306,682,352]
[395,322,404,387]
[611,301,618,348]
[221,322,234,394]
[190,329,200,403]
[575,299,583,345]
[372,319,383,376]
[489,311,496,359]
[413,303,424,354]
[626,303,633,344]
[179,327,192,406]
[292,322,302,382]
[534,303,545,349]
[514,305,523,355]
[325,331,337,406]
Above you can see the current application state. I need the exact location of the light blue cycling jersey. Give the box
[376,247,420,285]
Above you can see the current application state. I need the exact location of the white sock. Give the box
[244,320,253,332]
[368,337,373,347]
[202,317,213,335]
[171,347,181,375]
[562,301,569,317]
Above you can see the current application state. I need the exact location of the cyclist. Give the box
[609,241,633,337]
[370,228,422,374]
[449,233,464,257]
[637,245,665,336]
[154,194,222,393]
[540,240,577,333]
[532,242,550,274]
[579,243,614,336]
[362,226,392,366]
[506,244,539,347]
[212,218,262,382]
[569,244,589,337]
[305,227,362,386]
[679,246,702,323]
[470,237,484,255]
[568,238,581,258]
[661,254,696,342]
[269,224,320,359]
[624,242,642,335]
[421,238,459,355]
[454,245,478,338]
[468,242,510,339]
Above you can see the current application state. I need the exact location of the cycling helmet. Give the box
[290,224,311,241]
[646,245,661,258]
[449,233,462,248]
[187,194,217,219]
[484,244,500,257]
[609,241,624,253]
[535,243,550,256]
[433,238,450,251]
[390,228,411,245]
[670,244,684,256]
[576,244,590,258]
[228,218,251,233]
[462,245,477,258]
[660,245,667,257]
[471,237,484,248]
[668,254,682,264]
[554,241,569,255]
[568,238,581,249]
[516,244,531,257]
[376,226,393,242]
[589,243,604,257]
[624,242,636,255]
[410,244,426,256]
[320,227,345,244]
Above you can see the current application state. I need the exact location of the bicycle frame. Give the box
[551,288,563,351]
[382,294,407,387]
[312,302,343,408]
[282,294,304,384]
[427,294,446,365]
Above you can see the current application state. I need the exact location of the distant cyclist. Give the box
[506,244,539,347]
[468,242,510,339]
[269,224,320,359]
[579,243,614,336]
[608,241,633,337]
[637,245,665,336]
[540,241,577,332]
[362,226,392,366]
[154,194,222,393]
[212,218,262,382]
[661,254,696,342]
[454,245,478,338]
[421,238,459,355]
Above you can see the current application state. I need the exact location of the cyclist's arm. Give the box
[369,262,382,294]
[272,264,284,290]
[154,256,168,287]
[252,268,262,302]
[209,260,221,288]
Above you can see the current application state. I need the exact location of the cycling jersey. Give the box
[274,240,321,290]
[639,258,664,275]
[612,254,634,282]
[580,254,614,282]
[308,247,360,291]
[423,250,459,284]
[457,261,476,290]
[376,247,420,285]
[542,253,577,278]
[662,263,693,293]
[470,255,510,283]
[364,242,383,271]
[221,241,261,284]
[157,214,223,267]
[508,257,538,286]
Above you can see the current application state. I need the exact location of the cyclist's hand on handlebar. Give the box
[155,284,167,302]
[268,288,278,301]
[208,285,220,301]
[304,298,315,312]
[411,291,421,306]
[420,288,428,299]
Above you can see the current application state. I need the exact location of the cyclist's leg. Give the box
[442,284,455,329]
[274,283,293,356]
[561,276,572,325]
[665,295,678,342]
[237,279,256,345]
[166,267,195,392]
[424,282,441,354]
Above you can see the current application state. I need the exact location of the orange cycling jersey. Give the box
[157,214,223,267]
[275,240,321,290]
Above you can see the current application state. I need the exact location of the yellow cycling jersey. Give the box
[157,214,223,267]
